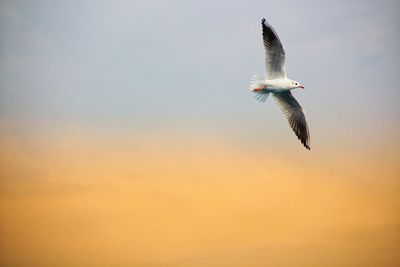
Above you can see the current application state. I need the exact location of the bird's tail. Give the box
[249,74,269,102]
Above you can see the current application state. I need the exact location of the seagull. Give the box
[250,18,310,150]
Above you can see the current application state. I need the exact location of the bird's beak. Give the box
[299,85,305,89]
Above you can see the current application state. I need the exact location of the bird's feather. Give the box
[249,74,270,102]
[262,18,286,79]
[273,92,310,149]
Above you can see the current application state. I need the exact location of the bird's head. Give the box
[290,80,304,90]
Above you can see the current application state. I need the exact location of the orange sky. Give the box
[1,124,399,267]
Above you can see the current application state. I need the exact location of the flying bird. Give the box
[250,18,310,150]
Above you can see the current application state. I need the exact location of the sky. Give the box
[0,0,399,266]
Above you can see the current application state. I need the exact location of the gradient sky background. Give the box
[0,0,399,266]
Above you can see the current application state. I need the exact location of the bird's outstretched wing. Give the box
[262,18,286,79]
[273,92,310,149]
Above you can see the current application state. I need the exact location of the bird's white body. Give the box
[252,78,300,92]
[264,79,292,92]
[249,18,310,149]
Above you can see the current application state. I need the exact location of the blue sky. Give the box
[0,0,399,149]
